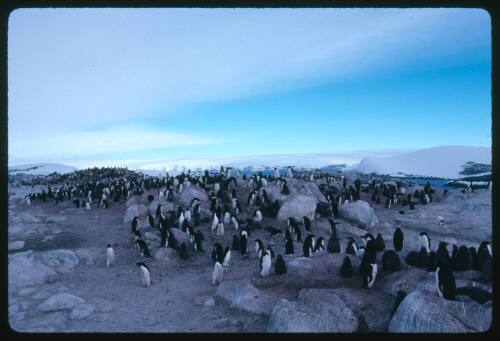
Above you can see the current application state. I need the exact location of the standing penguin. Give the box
[435,263,456,300]
[303,235,315,257]
[436,242,451,266]
[346,237,359,256]
[131,216,140,234]
[231,235,240,251]
[303,216,311,232]
[393,227,404,252]
[340,256,354,277]
[327,235,341,253]
[375,233,386,252]
[255,239,265,259]
[363,262,378,289]
[259,250,272,278]
[147,213,155,228]
[313,237,325,253]
[419,232,431,253]
[212,261,224,285]
[216,221,225,238]
[85,201,91,210]
[106,244,115,268]
[239,232,248,256]
[274,254,287,275]
[136,262,151,288]
[285,235,294,255]
[223,247,231,269]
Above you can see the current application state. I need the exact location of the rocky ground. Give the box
[8,178,492,332]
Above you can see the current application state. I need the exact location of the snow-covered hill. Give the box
[355,145,491,179]
[8,163,78,175]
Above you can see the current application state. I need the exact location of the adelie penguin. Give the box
[193,231,204,252]
[382,250,401,272]
[346,237,359,256]
[135,239,151,258]
[136,262,151,288]
[303,234,315,257]
[435,263,456,300]
[362,261,378,289]
[255,239,265,258]
[313,237,325,253]
[231,235,240,251]
[106,244,115,268]
[375,233,385,252]
[131,216,140,234]
[259,250,272,278]
[303,216,311,232]
[436,241,451,266]
[239,231,248,256]
[223,247,231,269]
[147,214,155,228]
[393,227,404,252]
[327,235,341,253]
[419,232,431,253]
[212,243,224,263]
[212,261,224,285]
[274,254,287,275]
[285,234,294,255]
[340,256,354,277]
[417,247,430,269]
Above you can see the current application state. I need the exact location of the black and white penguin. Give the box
[267,245,275,259]
[136,262,151,288]
[339,256,354,277]
[212,261,224,285]
[375,233,385,252]
[303,234,315,257]
[212,243,224,263]
[231,235,240,251]
[106,244,115,268]
[131,216,140,234]
[255,239,265,259]
[428,251,438,272]
[346,237,359,256]
[259,250,272,278]
[239,231,248,256]
[193,231,204,252]
[476,241,492,271]
[303,216,311,232]
[147,213,155,228]
[435,263,456,300]
[285,234,294,255]
[313,237,325,253]
[216,221,225,238]
[223,211,231,224]
[135,239,151,258]
[393,227,404,252]
[328,219,338,238]
[405,251,419,267]
[254,209,263,223]
[417,247,430,269]
[363,262,378,289]
[382,250,401,272]
[156,203,163,219]
[223,246,231,268]
[178,242,189,260]
[275,254,287,275]
[419,232,431,253]
[362,233,375,247]
[436,241,451,266]
[327,236,341,253]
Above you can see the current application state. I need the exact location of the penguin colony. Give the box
[22,166,491,304]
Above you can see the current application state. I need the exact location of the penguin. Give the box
[85,201,91,210]
[382,250,401,272]
[405,251,419,267]
[419,232,431,253]
[313,237,325,253]
[135,239,151,258]
[476,241,492,272]
[435,263,456,300]
[239,233,248,256]
[131,216,140,234]
[339,256,354,277]
[216,221,225,238]
[417,247,430,269]
[193,231,204,252]
[255,239,265,259]
[223,211,231,224]
[362,233,375,247]
[274,254,287,275]
[265,226,282,237]
[374,233,385,252]
[106,244,115,268]
[302,234,315,257]
[231,235,240,251]
[450,244,459,271]
[178,211,185,229]
[393,227,404,252]
[303,216,311,232]
[293,223,302,242]
[327,235,341,253]
[147,213,155,228]
[212,243,224,263]
[184,208,192,222]
[285,235,294,255]
[363,262,378,289]
[259,250,272,278]
[328,219,338,238]
[223,246,231,268]
[346,237,358,256]
[267,245,275,259]
[469,247,477,270]
[136,262,151,288]
[428,251,438,272]
[211,213,219,231]
[230,215,239,230]
[436,242,451,266]
[167,229,179,250]
[178,242,189,260]
[254,209,263,223]
[212,261,224,285]
[364,239,377,262]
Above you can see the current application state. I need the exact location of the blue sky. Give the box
[8,8,491,167]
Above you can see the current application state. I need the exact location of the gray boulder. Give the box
[339,200,379,230]
[74,247,102,266]
[216,279,279,316]
[378,268,433,296]
[288,179,326,203]
[40,249,79,273]
[178,187,208,208]
[9,250,57,289]
[123,204,148,224]
[8,241,25,251]
[38,293,86,312]
[70,303,95,320]
[287,253,360,278]
[389,291,492,332]
[329,287,396,332]
[267,289,358,332]
[277,194,317,221]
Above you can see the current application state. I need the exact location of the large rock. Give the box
[70,303,95,320]
[8,241,25,251]
[288,179,326,203]
[329,288,396,332]
[277,194,317,221]
[378,268,433,296]
[286,253,360,278]
[123,204,148,224]
[38,293,86,312]
[339,200,379,230]
[178,187,208,208]
[74,247,102,266]
[169,228,191,250]
[389,291,491,332]
[216,279,279,316]
[267,289,358,332]
[9,250,57,289]
[40,249,79,273]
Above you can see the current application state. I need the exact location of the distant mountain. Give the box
[8,162,78,175]
[355,145,491,179]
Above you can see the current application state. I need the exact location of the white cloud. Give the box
[9,125,222,159]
